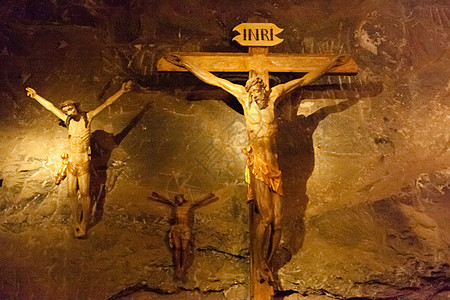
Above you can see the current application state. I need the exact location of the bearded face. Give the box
[175,194,186,206]
[62,104,78,117]
[249,83,268,109]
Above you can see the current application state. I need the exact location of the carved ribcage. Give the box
[69,128,91,153]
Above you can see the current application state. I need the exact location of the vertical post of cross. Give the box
[247,15,274,300]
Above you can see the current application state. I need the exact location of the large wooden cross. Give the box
[157,51,357,87]
[158,18,357,300]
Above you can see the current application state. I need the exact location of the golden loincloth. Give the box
[169,224,191,248]
[67,161,90,176]
[243,146,283,202]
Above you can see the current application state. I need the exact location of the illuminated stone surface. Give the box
[0,1,449,299]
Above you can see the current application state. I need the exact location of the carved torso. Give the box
[67,115,91,164]
[242,93,279,168]
[174,203,194,225]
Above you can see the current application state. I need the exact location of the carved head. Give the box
[175,194,187,205]
[245,76,268,109]
[60,100,80,116]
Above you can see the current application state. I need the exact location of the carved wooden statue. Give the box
[25,81,132,238]
[149,192,218,279]
[164,53,350,284]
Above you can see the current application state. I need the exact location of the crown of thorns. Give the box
[60,100,80,110]
[245,77,266,92]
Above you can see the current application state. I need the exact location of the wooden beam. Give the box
[157,53,358,74]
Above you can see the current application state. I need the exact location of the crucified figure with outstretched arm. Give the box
[25,81,132,238]
[165,53,350,284]
[149,192,218,279]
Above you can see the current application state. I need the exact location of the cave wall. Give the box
[0,0,449,299]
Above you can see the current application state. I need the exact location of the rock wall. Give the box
[0,0,449,299]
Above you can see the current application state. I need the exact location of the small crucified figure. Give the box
[25,81,132,238]
[164,53,350,284]
[149,192,218,279]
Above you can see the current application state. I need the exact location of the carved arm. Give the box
[25,87,66,121]
[193,193,219,208]
[272,55,351,101]
[164,54,246,104]
[89,81,132,119]
[148,192,175,207]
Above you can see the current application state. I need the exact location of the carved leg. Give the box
[67,174,81,235]
[77,173,91,238]
[255,219,274,283]
[268,192,282,264]
[180,238,189,278]
[254,180,276,284]
[170,233,182,278]
[175,248,183,278]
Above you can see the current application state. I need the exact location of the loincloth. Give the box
[55,153,69,185]
[67,161,90,176]
[169,224,191,248]
[243,146,283,202]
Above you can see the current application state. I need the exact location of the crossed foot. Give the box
[74,226,87,239]
[258,261,275,285]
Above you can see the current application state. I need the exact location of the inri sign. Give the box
[232,23,284,47]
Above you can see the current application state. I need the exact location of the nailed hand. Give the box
[164,53,184,66]
[121,80,132,92]
[334,54,351,66]
[25,87,36,98]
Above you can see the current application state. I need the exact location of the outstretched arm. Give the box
[193,192,218,208]
[89,81,132,119]
[148,192,175,207]
[272,55,351,101]
[165,54,246,106]
[25,87,66,121]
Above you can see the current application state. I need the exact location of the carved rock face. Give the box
[0,1,449,299]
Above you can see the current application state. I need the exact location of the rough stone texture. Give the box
[0,0,449,299]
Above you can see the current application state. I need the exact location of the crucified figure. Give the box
[25,81,132,238]
[149,192,218,279]
[165,53,350,283]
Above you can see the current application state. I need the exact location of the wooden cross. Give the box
[158,17,357,300]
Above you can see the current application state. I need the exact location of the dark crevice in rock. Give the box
[353,279,397,286]
[300,283,441,300]
[303,288,346,299]
[179,286,226,293]
[350,277,450,299]
[107,281,171,299]
[432,288,450,299]
[196,246,248,260]
[108,281,247,299]
[273,289,299,299]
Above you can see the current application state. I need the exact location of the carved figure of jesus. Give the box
[165,53,350,283]
[25,81,132,238]
[149,192,218,279]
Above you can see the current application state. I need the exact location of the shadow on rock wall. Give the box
[90,102,151,226]
[272,81,382,277]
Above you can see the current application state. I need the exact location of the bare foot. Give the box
[175,267,185,279]
[258,262,275,285]
[74,226,87,239]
